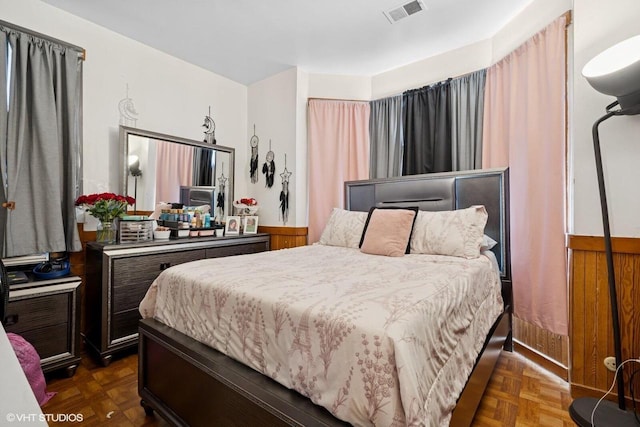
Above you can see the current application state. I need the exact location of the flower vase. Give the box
[96,220,117,244]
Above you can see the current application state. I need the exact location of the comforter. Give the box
[140,244,503,426]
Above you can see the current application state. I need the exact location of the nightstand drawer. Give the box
[5,293,69,334]
[19,323,69,360]
[111,308,140,342]
[5,278,81,376]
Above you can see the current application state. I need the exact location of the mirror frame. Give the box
[119,125,235,215]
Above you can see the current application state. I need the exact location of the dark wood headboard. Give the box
[344,168,511,282]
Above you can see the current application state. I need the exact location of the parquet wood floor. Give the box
[42,350,575,426]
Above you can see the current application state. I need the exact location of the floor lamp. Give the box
[128,155,142,215]
[569,35,640,427]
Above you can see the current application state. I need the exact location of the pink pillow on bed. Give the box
[360,208,417,257]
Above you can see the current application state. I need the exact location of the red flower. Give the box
[75,192,136,222]
[237,197,257,206]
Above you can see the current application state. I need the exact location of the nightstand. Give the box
[5,276,82,377]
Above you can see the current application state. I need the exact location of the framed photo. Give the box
[225,216,241,235]
[243,216,259,234]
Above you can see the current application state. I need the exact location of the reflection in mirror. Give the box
[120,126,235,221]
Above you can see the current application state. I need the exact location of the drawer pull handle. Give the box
[160,262,171,270]
[4,314,18,326]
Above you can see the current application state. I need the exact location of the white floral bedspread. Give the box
[140,244,503,426]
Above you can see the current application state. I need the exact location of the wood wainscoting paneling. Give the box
[569,234,640,402]
[513,317,568,380]
[258,226,308,250]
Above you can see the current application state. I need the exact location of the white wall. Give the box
[572,0,640,236]
[371,0,572,99]
[2,0,247,202]
[371,40,491,99]
[246,68,299,226]
[307,73,372,100]
[295,69,310,228]
[490,0,572,64]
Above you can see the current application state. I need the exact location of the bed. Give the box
[137,167,512,427]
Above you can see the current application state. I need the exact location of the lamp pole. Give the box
[569,103,639,427]
[133,175,138,215]
[592,109,624,410]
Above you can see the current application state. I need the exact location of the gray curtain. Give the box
[369,95,403,178]
[402,80,451,175]
[450,70,486,171]
[192,147,214,186]
[0,32,8,255]
[0,27,82,257]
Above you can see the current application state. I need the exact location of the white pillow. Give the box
[318,208,368,248]
[410,206,488,259]
[481,234,498,251]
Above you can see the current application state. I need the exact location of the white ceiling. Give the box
[41,0,533,85]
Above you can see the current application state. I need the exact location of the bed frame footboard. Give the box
[139,311,510,427]
[138,318,349,427]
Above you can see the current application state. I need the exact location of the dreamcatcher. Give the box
[262,139,275,188]
[279,154,292,225]
[216,162,227,222]
[202,106,216,145]
[118,84,138,127]
[249,124,259,183]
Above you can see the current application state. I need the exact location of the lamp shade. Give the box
[582,35,640,109]
[128,155,142,177]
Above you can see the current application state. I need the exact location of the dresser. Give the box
[5,276,82,377]
[85,234,270,365]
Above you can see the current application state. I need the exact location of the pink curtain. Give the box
[482,16,568,335]
[155,140,194,204]
[308,100,370,243]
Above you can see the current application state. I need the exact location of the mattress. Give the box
[140,244,503,426]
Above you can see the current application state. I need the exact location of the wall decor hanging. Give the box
[118,84,138,127]
[249,124,259,183]
[216,162,227,222]
[279,154,292,225]
[202,106,216,144]
[262,139,275,188]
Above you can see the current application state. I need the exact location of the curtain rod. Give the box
[563,10,572,27]
[0,19,86,61]
[308,97,369,103]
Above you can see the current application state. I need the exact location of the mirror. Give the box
[119,126,235,221]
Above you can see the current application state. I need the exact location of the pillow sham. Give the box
[410,205,488,259]
[318,208,368,248]
[481,234,498,251]
[360,207,418,257]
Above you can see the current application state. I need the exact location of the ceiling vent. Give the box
[383,0,426,24]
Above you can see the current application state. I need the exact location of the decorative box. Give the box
[119,220,154,243]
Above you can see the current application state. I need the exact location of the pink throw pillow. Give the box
[360,208,417,257]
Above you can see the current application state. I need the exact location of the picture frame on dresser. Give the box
[225,216,240,235]
[243,216,258,234]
